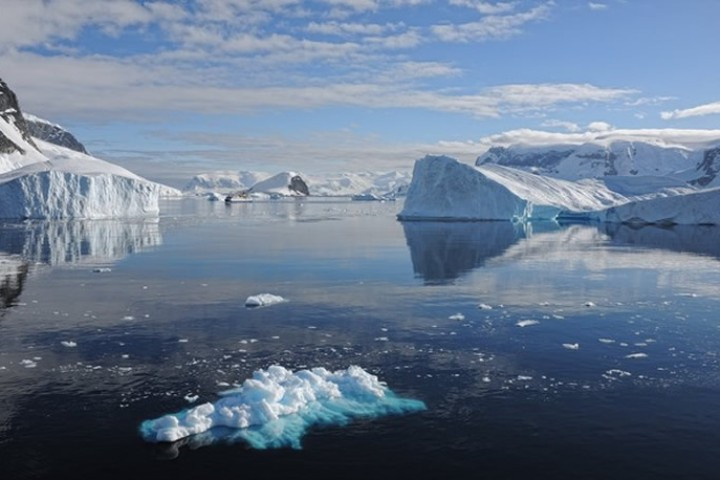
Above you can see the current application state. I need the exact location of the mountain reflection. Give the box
[0,219,162,266]
[600,223,720,260]
[401,221,529,284]
[0,256,28,309]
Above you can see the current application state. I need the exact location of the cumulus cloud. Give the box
[586,121,613,132]
[588,2,608,10]
[448,1,517,15]
[540,120,581,132]
[661,101,720,120]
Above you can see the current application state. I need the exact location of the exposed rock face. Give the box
[477,146,574,170]
[691,147,720,187]
[0,78,37,154]
[289,175,309,195]
[24,114,88,154]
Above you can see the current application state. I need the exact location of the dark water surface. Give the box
[1,198,720,479]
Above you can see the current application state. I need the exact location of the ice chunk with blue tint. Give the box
[141,365,426,449]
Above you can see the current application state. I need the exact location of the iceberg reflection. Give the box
[600,223,720,260]
[0,219,162,266]
[401,221,529,284]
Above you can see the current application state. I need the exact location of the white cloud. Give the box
[448,1,517,15]
[432,3,552,42]
[540,120,581,132]
[306,21,403,36]
[661,101,720,120]
[587,2,608,10]
[586,121,612,132]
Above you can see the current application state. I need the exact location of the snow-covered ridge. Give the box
[476,133,720,187]
[183,169,411,198]
[400,155,714,225]
[141,365,426,448]
[23,113,88,154]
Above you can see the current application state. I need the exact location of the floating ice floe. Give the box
[516,319,539,327]
[562,343,580,350]
[60,340,77,348]
[140,365,426,449]
[448,313,465,321]
[477,303,493,310]
[245,293,286,308]
[625,353,648,359]
[93,267,112,273]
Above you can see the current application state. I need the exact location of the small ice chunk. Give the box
[20,359,37,368]
[245,294,286,308]
[374,337,389,342]
[60,341,77,348]
[93,267,112,273]
[584,301,596,307]
[625,353,648,359]
[516,320,539,328]
[598,338,615,344]
[562,343,579,350]
[184,394,199,403]
[477,303,493,310]
[122,316,134,321]
[605,369,632,377]
[178,339,189,343]
[517,375,533,381]
[448,313,465,321]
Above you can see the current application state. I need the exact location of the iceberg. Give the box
[398,155,636,221]
[245,293,286,308]
[400,155,715,225]
[140,365,426,449]
[595,187,720,225]
[0,78,179,219]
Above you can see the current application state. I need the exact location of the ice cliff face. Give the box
[23,113,88,154]
[0,78,178,219]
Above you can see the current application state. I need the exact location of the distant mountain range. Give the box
[476,137,720,188]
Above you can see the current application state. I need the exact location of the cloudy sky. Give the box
[1,0,718,186]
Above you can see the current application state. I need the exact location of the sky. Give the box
[0,0,719,186]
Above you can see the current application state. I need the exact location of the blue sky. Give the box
[1,0,719,186]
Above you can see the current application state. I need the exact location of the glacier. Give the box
[400,155,718,225]
[140,365,426,449]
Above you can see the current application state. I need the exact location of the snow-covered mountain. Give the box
[184,169,411,197]
[476,140,700,180]
[183,171,270,194]
[400,155,716,225]
[0,78,179,219]
[248,171,309,196]
[23,113,88,154]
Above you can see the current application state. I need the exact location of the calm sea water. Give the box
[1,198,720,479]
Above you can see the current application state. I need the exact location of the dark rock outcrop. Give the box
[289,175,309,195]
[24,115,88,154]
[0,78,38,154]
[691,147,720,187]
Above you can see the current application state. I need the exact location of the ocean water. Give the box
[1,198,720,479]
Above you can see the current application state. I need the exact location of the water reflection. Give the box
[601,223,720,260]
[0,219,162,266]
[0,255,27,309]
[401,221,528,284]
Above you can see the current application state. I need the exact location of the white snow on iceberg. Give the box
[140,365,426,449]
[594,187,720,225]
[245,293,286,308]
